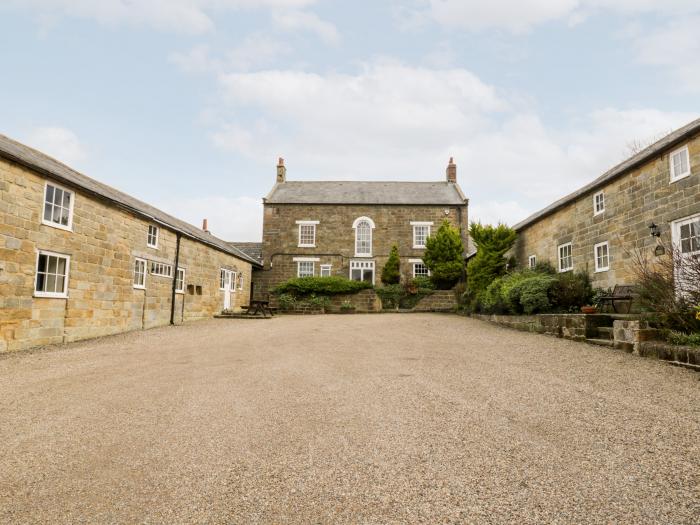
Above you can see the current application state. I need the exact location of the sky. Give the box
[1,1,699,241]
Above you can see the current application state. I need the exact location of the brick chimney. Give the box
[202,218,209,233]
[446,157,457,183]
[276,157,286,183]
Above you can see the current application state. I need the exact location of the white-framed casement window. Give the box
[147,225,159,248]
[34,250,70,298]
[353,217,375,257]
[594,241,610,272]
[409,259,430,278]
[42,182,74,231]
[528,255,537,269]
[411,222,433,249]
[296,220,319,248]
[558,242,573,272]
[150,261,172,277]
[230,271,238,292]
[320,264,332,277]
[593,191,605,216]
[669,145,691,182]
[175,268,185,293]
[673,214,700,256]
[238,272,244,290]
[297,261,314,278]
[350,260,375,284]
[219,268,227,290]
[133,258,146,289]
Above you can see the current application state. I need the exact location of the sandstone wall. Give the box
[515,132,700,288]
[0,157,252,352]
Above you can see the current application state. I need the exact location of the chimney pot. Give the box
[276,157,286,183]
[202,218,209,233]
[446,157,457,183]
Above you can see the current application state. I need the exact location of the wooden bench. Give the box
[597,284,636,314]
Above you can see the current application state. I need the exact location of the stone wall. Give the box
[0,157,253,353]
[514,131,700,288]
[472,313,605,340]
[256,202,468,298]
[412,290,457,312]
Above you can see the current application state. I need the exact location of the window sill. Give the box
[593,210,605,217]
[558,268,573,273]
[133,285,146,290]
[354,254,372,258]
[41,220,73,232]
[33,292,68,299]
[412,245,426,249]
[594,268,610,273]
[175,290,185,295]
[147,244,158,249]
[670,172,691,183]
[298,244,316,248]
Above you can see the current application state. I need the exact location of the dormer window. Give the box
[593,191,605,216]
[353,217,375,257]
[670,145,690,182]
[296,220,318,248]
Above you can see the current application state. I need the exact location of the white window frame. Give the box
[672,213,700,256]
[528,255,537,269]
[349,260,375,285]
[133,257,147,289]
[409,258,430,278]
[34,250,71,298]
[238,272,244,290]
[669,145,691,182]
[593,191,605,216]
[147,225,159,248]
[297,261,314,278]
[296,220,319,248]
[149,261,173,278]
[42,182,74,232]
[558,242,573,273]
[410,221,433,249]
[175,267,185,293]
[230,271,238,292]
[594,241,610,273]
[320,264,332,277]
[219,268,227,290]
[352,216,375,257]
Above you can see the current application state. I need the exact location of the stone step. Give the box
[597,326,614,339]
[586,338,614,348]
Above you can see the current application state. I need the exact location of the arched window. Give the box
[353,217,375,257]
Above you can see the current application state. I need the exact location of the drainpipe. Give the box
[170,232,182,325]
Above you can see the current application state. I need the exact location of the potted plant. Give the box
[580,305,597,314]
[339,300,356,314]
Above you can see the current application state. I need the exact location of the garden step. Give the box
[586,338,614,348]
[597,326,614,339]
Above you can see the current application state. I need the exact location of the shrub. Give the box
[517,274,556,314]
[667,331,700,346]
[273,276,372,297]
[466,223,517,300]
[549,270,593,312]
[423,219,465,289]
[381,245,401,285]
[411,276,435,290]
[277,293,296,311]
[375,284,403,310]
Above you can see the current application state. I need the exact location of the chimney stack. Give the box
[446,157,457,183]
[276,157,286,183]
[202,218,209,233]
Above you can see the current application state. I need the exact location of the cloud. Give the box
[155,195,263,241]
[7,0,316,34]
[26,127,87,167]
[271,10,340,44]
[208,59,695,227]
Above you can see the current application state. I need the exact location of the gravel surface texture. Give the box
[0,314,698,524]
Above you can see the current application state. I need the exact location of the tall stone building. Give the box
[514,118,700,288]
[253,158,469,297]
[0,134,261,353]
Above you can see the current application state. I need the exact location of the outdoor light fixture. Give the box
[648,222,661,237]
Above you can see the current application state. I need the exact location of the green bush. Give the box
[411,276,435,290]
[423,219,465,289]
[376,282,434,310]
[277,293,296,311]
[666,331,700,346]
[375,284,403,310]
[273,276,372,297]
[381,245,401,285]
[517,274,556,314]
[550,270,593,312]
[466,223,517,300]
[474,269,569,315]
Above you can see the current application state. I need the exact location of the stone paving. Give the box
[0,314,698,524]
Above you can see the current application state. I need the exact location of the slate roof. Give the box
[264,181,467,205]
[514,117,700,231]
[0,134,262,267]
[228,242,263,264]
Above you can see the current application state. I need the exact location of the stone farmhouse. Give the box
[513,118,700,288]
[0,134,261,353]
[251,158,469,298]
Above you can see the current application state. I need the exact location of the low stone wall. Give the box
[472,313,607,341]
[412,290,457,312]
[328,290,381,313]
[613,320,660,353]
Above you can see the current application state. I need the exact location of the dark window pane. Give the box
[44,203,52,221]
[37,254,47,272]
[54,188,63,206]
[45,185,54,203]
[36,273,45,292]
[56,276,65,293]
[351,269,362,281]
[46,274,56,292]
[57,257,66,275]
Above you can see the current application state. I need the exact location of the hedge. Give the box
[272,276,372,296]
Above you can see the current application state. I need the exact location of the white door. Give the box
[223,271,232,311]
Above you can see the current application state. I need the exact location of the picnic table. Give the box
[247,299,274,318]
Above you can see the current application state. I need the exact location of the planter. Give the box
[581,306,598,314]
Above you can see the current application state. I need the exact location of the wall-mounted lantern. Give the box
[648,222,661,238]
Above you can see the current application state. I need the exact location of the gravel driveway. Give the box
[1,314,698,524]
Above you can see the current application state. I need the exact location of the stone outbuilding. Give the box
[253,158,469,298]
[0,134,261,352]
[514,118,700,288]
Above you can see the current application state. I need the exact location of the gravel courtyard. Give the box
[0,314,698,524]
